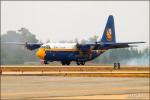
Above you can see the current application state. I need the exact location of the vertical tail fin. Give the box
[100,15,116,43]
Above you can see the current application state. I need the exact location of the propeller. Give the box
[75,40,93,59]
[1,41,43,50]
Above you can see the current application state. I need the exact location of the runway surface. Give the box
[1,76,149,99]
[1,65,149,99]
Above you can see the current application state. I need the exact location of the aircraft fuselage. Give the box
[36,43,106,65]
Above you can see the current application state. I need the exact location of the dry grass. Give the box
[1,65,149,72]
[1,65,149,77]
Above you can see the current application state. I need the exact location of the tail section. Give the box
[100,15,116,43]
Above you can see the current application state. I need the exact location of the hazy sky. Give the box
[1,1,149,47]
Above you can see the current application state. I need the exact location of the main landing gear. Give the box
[61,61,85,65]
[41,60,49,64]
[76,61,85,65]
[61,61,71,65]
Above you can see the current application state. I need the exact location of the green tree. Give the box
[1,28,39,65]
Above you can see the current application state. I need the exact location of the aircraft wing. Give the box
[77,42,145,51]
[2,42,42,50]
[104,42,145,49]
[99,42,144,49]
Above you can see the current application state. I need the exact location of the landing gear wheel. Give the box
[61,61,71,65]
[76,62,80,65]
[80,62,85,65]
[44,60,48,64]
[66,62,70,65]
[76,61,85,65]
[61,62,66,65]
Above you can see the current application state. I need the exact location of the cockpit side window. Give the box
[41,45,51,49]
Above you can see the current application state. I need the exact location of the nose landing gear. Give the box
[40,60,48,64]
[44,60,48,64]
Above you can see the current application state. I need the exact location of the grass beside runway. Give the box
[1,65,149,77]
[2,72,149,78]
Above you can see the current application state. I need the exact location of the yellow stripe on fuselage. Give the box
[44,48,78,51]
[36,48,107,60]
[41,48,107,52]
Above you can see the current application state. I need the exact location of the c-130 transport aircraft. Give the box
[6,15,145,65]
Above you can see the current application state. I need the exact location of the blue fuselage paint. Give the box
[44,50,106,62]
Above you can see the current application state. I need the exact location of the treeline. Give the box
[1,28,39,64]
[1,28,149,65]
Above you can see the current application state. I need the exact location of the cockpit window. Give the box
[41,45,51,49]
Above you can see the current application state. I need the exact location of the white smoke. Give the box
[121,50,149,66]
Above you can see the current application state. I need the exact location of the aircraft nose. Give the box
[36,48,46,60]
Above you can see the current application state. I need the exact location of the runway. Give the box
[1,65,149,77]
[1,76,149,99]
[1,65,149,99]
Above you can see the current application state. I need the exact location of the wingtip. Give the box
[141,42,146,43]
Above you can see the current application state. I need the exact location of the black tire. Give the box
[76,62,80,65]
[81,62,85,65]
[61,62,66,65]
[44,61,48,64]
[66,62,71,65]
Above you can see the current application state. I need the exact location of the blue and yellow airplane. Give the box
[8,15,145,65]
